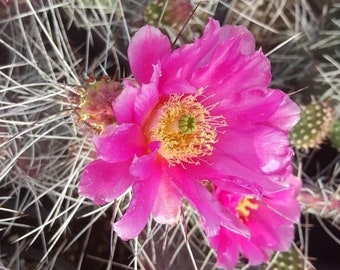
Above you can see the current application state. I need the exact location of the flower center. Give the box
[236,197,259,222]
[178,114,196,134]
[147,94,226,165]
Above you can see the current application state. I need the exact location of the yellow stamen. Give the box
[236,197,259,222]
[146,94,226,165]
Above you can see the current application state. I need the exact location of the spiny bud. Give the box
[72,75,122,133]
[329,120,340,151]
[290,98,334,151]
[144,0,192,28]
[299,190,340,221]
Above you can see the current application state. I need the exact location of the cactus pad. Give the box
[329,120,340,150]
[144,0,192,27]
[265,245,314,270]
[290,99,334,151]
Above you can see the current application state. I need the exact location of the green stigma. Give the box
[178,114,196,134]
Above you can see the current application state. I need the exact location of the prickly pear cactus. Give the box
[265,245,313,270]
[290,99,334,151]
[144,0,165,26]
[329,120,340,150]
[72,76,122,133]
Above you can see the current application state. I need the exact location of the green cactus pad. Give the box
[329,120,340,150]
[265,245,312,270]
[290,99,333,151]
[144,0,192,27]
[144,0,166,26]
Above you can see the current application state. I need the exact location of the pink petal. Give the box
[157,19,221,94]
[268,92,300,132]
[191,40,270,94]
[249,209,283,245]
[217,126,293,179]
[113,169,161,240]
[287,174,302,197]
[209,229,239,270]
[129,148,159,179]
[238,236,268,265]
[152,165,182,224]
[244,212,289,257]
[94,123,146,163]
[113,79,138,124]
[173,168,248,237]
[184,151,286,195]
[263,176,301,223]
[134,68,160,125]
[239,215,292,264]
[240,198,297,259]
[272,225,295,251]
[219,24,255,55]
[164,19,220,77]
[210,87,287,129]
[208,185,299,268]
[128,25,171,84]
[79,159,133,205]
[158,79,197,95]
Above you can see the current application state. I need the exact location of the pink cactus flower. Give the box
[208,175,301,269]
[78,18,300,241]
